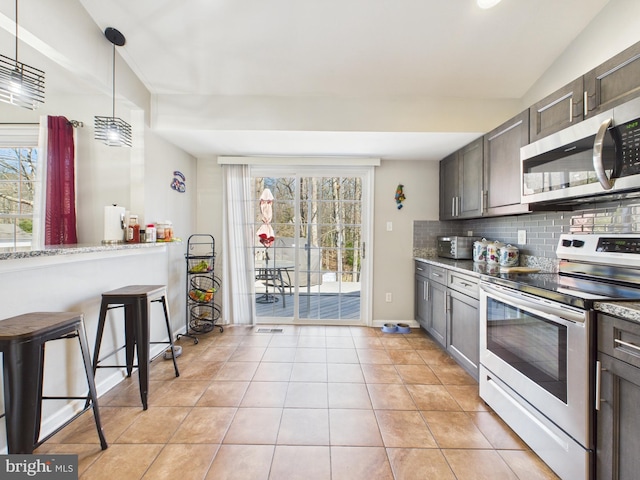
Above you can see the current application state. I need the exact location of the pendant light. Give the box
[94,27,132,147]
[477,0,502,8]
[0,0,45,109]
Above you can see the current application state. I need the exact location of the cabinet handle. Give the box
[424,280,429,302]
[432,272,442,278]
[614,338,640,354]
[595,360,603,411]
[445,292,450,313]
[569,96,573,123]
[451,197,456,217]
[584,91,588,117]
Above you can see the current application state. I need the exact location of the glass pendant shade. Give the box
[94,116,132,147]
[0,0,45,110]
[94,27,132,147]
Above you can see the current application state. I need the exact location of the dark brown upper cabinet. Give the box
[529,77,584,143]
[585,41,640,117]
[439,138,483,220]
[483,111,530,216]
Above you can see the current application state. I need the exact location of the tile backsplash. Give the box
[414,199,640,260]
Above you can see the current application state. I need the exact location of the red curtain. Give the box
[45,116,78,245]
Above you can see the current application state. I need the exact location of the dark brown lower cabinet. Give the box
[597,314,640,480]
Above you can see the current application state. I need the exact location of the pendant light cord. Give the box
[112,42,116,119]
[14,0,18,63]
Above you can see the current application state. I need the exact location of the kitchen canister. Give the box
[473,238,490,263]
[499,244,520,267]
[486,240,504,264]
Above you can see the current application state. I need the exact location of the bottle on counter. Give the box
[126,215,140,243]
[156,221,173,242]
[164,221,173,241]
[146,224,157,243]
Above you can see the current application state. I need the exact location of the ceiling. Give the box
[9,0,615,160]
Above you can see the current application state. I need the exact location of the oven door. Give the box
[479,281,593,446]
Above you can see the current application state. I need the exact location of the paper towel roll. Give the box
[103,205,125,244]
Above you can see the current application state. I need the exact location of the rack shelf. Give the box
[178,234,222,344]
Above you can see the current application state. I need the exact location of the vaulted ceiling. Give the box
[2,0,614,159]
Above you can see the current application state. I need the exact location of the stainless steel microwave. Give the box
[521,96,640,205]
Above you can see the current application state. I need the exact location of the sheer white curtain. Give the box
[221,164,256,324]
[31,117,48,249]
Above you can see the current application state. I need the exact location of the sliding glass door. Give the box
[251,167,372,325]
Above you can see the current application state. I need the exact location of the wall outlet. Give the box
[467,230,473,236]
[518,230,527,244]
[385,292,392,302]
[386,221,393,232]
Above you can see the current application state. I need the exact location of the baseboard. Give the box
[371,319,420,328]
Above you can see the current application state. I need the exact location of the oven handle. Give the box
[480,282,586,325]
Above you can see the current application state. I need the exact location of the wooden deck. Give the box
[256,292,360,320]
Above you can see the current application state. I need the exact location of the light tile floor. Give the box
[37,325,560,480]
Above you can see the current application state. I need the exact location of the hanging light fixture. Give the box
[94,27,131,147]
[0,0,45,109]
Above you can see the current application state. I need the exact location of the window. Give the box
[0,125,40,251]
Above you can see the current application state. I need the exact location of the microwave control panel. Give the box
[617,116,640,175]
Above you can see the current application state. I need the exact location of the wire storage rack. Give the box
[179,234,222,344]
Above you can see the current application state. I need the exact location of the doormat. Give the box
[255,328,284,333]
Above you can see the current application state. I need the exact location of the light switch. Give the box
[386,222,393,231]
[518,230,527,244]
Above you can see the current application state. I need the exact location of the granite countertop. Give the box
[0,241,178,261]
[414,253,640,325]
[594,301,640,324]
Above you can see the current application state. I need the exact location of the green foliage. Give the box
[19,219,32,233]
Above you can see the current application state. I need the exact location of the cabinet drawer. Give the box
[429,265,447,285]
[415,261,429,277]
[447,270,479,299]
[599,314,640,369]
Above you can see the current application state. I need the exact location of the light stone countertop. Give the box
[0,241,178,261]
[414,253,640,325]
[594,301,640,324]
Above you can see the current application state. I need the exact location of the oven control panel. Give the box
[597,237,640,254]
[557,234,640,266]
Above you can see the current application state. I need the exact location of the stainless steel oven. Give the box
[480,233,640,480]
[480,282,593,480]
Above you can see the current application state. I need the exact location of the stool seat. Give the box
[0,312,108,454]
[93,285,179,410]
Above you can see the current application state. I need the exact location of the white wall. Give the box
[372,159,440,324]
[192,157,441,325]
[522,0,640,107]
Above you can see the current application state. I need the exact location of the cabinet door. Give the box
[414,271,429,329]
[585,41,640,117]
[458,138,483,218]
[439,152,458,220]
[597,352,640,480]
[447,289,479,380]
[427,281,447,347]
[529,77,584,142]
[483,111,530,216]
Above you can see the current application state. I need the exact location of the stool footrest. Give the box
[35,403,101,450]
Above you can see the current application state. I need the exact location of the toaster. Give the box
[437,236,478,260]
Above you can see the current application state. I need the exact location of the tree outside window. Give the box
[0,147,39,251]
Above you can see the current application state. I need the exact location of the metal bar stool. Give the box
[0,312,108,454]
[92,285,180,410]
